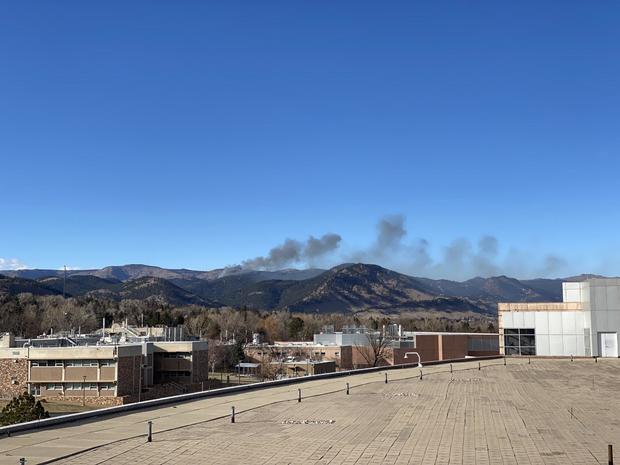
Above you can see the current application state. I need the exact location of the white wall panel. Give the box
[593,286,608,310]
[535,312,549,334]
[536,334,550,356]
[562,312,576,334]
[502,312,513,328]
[563,335,577,355]
[607,311,620,332]
[549,335,564,356]
[513,312,524,328]
[563,282,581,302]
[606,286,620,311]
[575,312,586,332]
[523,312,536,328]
[565,289,581,303]
[548,313,563,335]
[575,335,585,355]
[581,283,590,304]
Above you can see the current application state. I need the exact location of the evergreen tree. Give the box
[0,392,49,426]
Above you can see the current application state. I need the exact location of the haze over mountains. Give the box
[0,263,586,315]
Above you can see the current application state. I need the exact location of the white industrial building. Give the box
[498,278,620,357]
[313,326,377,346]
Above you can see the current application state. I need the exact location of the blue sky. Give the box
[1,1,619,279]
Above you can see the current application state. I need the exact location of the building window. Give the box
[66,360,99,367]
[64,382,98,390]
[162,353,191,359]
[504,328,536,355]
[46,384,63,390]
[32,360,61,367]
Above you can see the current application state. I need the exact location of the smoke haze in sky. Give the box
[241,215,573,280]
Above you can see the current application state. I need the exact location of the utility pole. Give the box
[63,265,67,298]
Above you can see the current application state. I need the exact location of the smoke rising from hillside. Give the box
[242,233,342,270]
[242,215,571,279]
[349,215,570,280]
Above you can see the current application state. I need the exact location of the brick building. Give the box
[245,331,498,372]
[390,332,499,365]
[0,334,208,406]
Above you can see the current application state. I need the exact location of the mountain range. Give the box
[0,263,594,315]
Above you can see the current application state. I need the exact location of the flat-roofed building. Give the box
[245,331,498,372]
[498,278,620,357]
[0,335,208,405]
[151,341,209,385]
[278,360,336,376]
[245,342,354,370]
[391,332,499,365]
[313,326,375,347]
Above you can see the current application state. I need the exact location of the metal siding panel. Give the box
[536,334,550,356]
[523,312,536,328]
[549,335,564,356]
[513,312,524,328]
[561,312,576,334]
[575,333,585,356]
[594,285,608,311]
[606,285,620,311]
[535,312,549,334]
[563,335,577,356]
[607,310,620,334]
[548,312,563,335]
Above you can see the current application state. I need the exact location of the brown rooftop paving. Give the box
[3,359,620,464]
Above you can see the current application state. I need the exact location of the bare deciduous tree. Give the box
[258,346,285,381]
[355,332,391,367]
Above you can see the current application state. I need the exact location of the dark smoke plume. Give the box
[241,214,571,279]
[243,233,341,270]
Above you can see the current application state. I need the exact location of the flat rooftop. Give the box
[2,359,620,464]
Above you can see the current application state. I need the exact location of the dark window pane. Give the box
[504,329,519,335]
[505,335,520,347]
[520,346,536,356]
[520,328,535,335]
[505,346,520,355]
[520,335,536,346]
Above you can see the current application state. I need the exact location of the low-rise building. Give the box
[498,278,620,357]
[245,342,354,370]
[245,329,498,372]
[278,360,336,377]
[0,334,208,405]
[391,332,499,365]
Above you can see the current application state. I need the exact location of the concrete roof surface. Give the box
[2,359,620,464]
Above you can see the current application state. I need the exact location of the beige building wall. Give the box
[0,340,209,405]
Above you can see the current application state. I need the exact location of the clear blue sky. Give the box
[1,1,619,279]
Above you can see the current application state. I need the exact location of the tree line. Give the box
[0,293,496,342]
